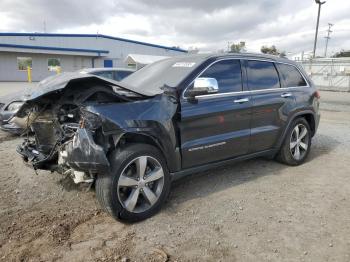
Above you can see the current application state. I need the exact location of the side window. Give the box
[48,58,61,72]
[197,59,243,93]
[17,57,32,71]
[247,61,280,90]
[278,64,307,87]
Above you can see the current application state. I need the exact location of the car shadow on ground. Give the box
[306,133,340,162]
[57,174,93,192]
[168,158,287,206]
[166,133,339,208]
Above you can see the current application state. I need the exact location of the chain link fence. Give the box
[298,58,350,92]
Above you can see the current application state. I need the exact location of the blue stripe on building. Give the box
[0,33,187,53]
[0,43,109,55]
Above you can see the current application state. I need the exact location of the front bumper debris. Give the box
[16,139,50,169]
[64,128,110,173]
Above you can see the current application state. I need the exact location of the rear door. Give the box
[245,60,296,153]
[276,63,310,109]
[180,59,252,168]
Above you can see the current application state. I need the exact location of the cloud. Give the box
[0,0,349,55]
[0,0,120,32]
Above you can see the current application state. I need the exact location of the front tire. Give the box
[276,118,312,166]
[96,143,171,222]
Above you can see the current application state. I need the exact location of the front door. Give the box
[180,59,251,168]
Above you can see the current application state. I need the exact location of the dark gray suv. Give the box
[15,53,320,222]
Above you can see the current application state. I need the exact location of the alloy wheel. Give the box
[289,124,309,161]
[117,156,164,213]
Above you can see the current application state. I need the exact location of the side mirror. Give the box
[187,77,219,97]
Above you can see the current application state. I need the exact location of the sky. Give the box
[0,0,349,56]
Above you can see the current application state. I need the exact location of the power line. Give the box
[324,23,334,57]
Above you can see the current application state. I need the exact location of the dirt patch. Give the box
[0,132,17,143]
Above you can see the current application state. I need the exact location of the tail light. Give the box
[314,90,321,99]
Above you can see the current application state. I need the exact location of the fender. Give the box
[115,131,182,173]
[83,94,182,173]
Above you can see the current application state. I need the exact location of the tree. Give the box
[230,41,246,53]
[187,46,199,54]
[332,50,350,58]
[261,45,286,56]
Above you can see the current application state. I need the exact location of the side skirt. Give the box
[170,149,277,181]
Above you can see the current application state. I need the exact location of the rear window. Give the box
[246,61,280,91]
[92,71,113,80]
[278,64,307,87]
[115,70,133,81]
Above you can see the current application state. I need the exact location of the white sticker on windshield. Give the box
[172,62,196,68]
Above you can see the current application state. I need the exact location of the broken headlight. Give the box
[7,101,24,112]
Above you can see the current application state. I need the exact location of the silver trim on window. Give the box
[182,57,310,100]
[194,86,304,100]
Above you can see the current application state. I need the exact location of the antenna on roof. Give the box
[43,20,46,33]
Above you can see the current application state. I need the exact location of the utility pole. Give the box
[227,41,232,52]
[313,0,326,58]
[324,23,334,57]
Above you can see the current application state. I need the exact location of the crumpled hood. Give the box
[23,72,152,102]
[0,72,156,107]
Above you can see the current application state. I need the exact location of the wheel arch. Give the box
[301,113,316,137]
[276,110,316,150]
[113,132,181,173]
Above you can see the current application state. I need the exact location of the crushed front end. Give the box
[16,105,111,183]
[15,75,144,184]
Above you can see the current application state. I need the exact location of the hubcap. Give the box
[117,156,164,213]
[290,124,309,160]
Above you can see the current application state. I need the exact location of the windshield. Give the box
[121,55,206,95]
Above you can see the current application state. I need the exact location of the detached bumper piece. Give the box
[65,128,110,173]
[16,140,50,169]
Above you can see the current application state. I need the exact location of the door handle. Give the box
[281,93,292,98]
[234,98,249,103]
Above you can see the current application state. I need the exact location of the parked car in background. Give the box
[0,92,25,134]
[79,68,135,81]
[12,53,320,222]
[0,68,135,134]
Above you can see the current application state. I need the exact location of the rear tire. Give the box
[96,143,171,222]
[276,118,312,166]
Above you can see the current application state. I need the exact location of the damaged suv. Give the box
[14,53,320,222]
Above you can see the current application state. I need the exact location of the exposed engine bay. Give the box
[15,77,144,184]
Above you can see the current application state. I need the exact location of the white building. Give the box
[287,51,313,61]
[0,33,187,81]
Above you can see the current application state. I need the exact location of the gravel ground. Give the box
[0,89,350,262]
